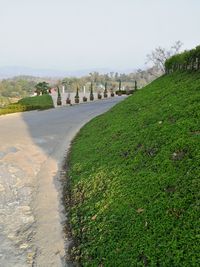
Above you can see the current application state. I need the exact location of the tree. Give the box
[0,78,37,98]
[110,72,114,79]
[89,72,100,83]
[90,82,94,101]
[57,86,62,105]
[146,41,183,74]
[74,86,80,103]
[118,79,122,91]
[104,82,108,98]
[35,82,50,96]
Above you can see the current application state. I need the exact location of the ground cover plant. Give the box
[67,70,200,266]
[0,94,54,115]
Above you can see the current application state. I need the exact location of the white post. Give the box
[62,85,65,94]
[83,86,86,96]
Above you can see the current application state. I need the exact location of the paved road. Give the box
[0,97,125,267]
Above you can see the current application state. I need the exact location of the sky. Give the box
[0,0,200,72]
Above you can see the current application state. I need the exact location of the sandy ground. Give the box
[0,96,126,267]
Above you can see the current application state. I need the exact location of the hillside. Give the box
[66,71,200,266]
[0,95,54,115]
[0,76,60,98]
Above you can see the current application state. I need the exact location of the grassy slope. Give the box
[18,94,54,108]
[0,94,54,115]
[67,71,200,267]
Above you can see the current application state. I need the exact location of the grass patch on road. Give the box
[0,94,54,115]
[67,71,200,266]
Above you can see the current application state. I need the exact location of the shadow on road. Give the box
[20,97,126,266]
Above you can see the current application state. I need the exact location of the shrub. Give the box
[104,82,108,98]
[165,45,200,73]
[0,95,54,115]
[97,93,102,99]
[75,87,80,103]
[115,90,134,95]
[83,96,87,102]
[57,86,62,106]
[90,82,94,101]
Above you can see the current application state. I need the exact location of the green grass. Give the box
[67,71,200,266]
[0,94,54,115]
[18,94,54,108]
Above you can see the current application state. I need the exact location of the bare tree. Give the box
[146,41,183,74]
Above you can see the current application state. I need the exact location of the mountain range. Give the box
[0,66,137,79]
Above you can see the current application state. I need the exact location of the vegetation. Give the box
[0,96,11,107]
[35,81,50,95]
[115,89,134,95]
[97,92,102,99]
[135,80,138,90]
[103,82,108,98]
[110,89,114,97]
[0,67,163,99]
[0,76,37,97]
[66,71,200,266]
[83,96,87,102]
[165,45,200,73]
[18,94,53,108]
[75,87,80,104]
[0,94,54,115]
[61,69,163,93]
[0,76,59,98]
[57,86,62,106]
[146,41,183,74]
[90,82,94,101]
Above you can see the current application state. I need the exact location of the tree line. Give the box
[0,40,190,100]
[165,45,200,73]
[60,68,161,93]
[0,67,160,98]
[0,77,37,98]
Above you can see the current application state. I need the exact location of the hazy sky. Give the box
[0,0,200,71]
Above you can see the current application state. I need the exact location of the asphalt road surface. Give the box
[0,96,125,267]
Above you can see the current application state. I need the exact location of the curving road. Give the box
[0,97,125,267]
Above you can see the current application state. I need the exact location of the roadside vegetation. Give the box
[0,96,11,107]
[0,76,37,98]
[0,94,54,115]
[66,70,200,266]
[165,45,200,73]
[0,67,162,99]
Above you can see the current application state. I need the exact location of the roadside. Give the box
[0,94,54,116]
[66,71,200,266]
[0,97,125,266]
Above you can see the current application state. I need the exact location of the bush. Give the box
[98,93,102,99]
[115,90,134,95]
[0,95,54,115]
[90,82,94,101]
[83,96,87,102]
[165,45,200,73]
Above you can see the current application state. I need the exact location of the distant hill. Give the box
[0,66,138,79]
[0,65,161,98]
[0,66,69,79]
